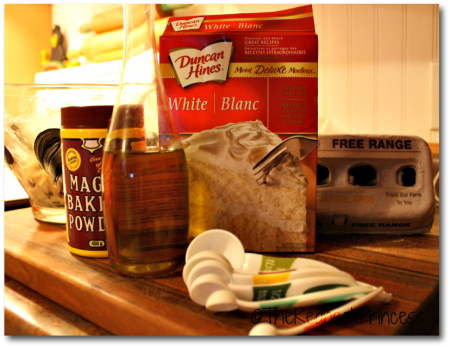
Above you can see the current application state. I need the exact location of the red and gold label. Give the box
[160,13,318,136]
[61,128,108,257]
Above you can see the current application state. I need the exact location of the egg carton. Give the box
[316,134,435,234]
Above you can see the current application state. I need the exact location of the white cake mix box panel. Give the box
[160,5,318,252]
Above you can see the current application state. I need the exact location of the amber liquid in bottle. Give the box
[102,149,189,277]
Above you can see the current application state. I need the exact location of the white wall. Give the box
[314,4,439,143]
[50,4,439,143]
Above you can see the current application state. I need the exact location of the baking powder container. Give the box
[61,105,113,257]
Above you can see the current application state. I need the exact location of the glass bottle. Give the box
[102,4,189,277]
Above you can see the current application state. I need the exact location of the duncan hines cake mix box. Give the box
[160,5,318,252]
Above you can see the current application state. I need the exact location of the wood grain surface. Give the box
[4,207,439,336]
[5,276,111,336]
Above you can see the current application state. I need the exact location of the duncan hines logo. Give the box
[169,40,234,88]
[170,17,204,32]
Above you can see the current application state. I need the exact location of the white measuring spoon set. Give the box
[189,272,378,306]
[185,258,353,288]
[183,250,340,284]
[184,229,392,335]
[184,230,338,282]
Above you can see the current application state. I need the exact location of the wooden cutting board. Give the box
[4,208,439,335]
[4,209,249,335]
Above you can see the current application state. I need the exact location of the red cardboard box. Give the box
[160,5,318,252]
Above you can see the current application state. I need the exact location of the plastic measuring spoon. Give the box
[186,229,337,271]
[248,286,386,336]
[186,229,245,268]
[185,259,354,289]
[183,250,340,284]
[182,250,232,284]
[205,284,380,312]
[189,273,359,306]
[185,230,338,278]
[184,249,339,281]
[239,252,338,273]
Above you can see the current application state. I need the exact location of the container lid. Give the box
[61,105,113,129]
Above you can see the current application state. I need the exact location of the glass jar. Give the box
[102,4,189,277]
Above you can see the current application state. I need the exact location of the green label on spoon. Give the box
[259,256,296,272]
[253,283,291,301]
